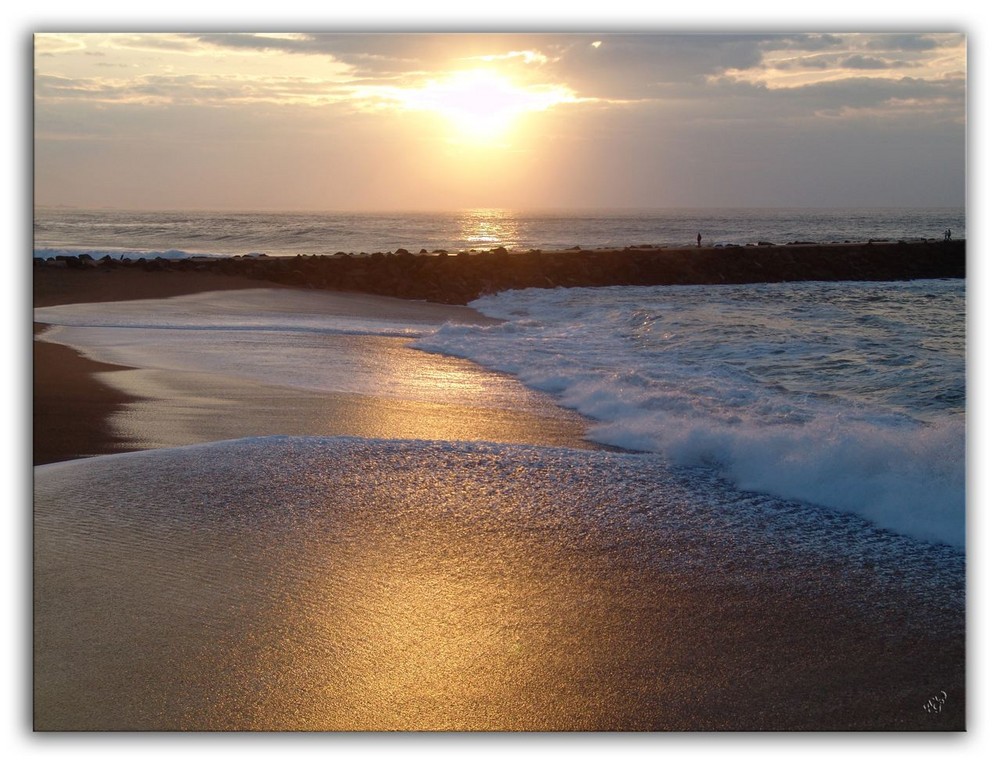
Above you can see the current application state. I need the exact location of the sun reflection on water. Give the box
[459,209,521,250]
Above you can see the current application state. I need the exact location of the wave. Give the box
[589,408,964,549]
[414,283,966,548]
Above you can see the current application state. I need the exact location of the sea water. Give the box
[33,206,965,260]
[35,278,965,549]
[417,280,966,548]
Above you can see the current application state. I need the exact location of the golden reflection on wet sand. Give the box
[33,476,596,730]
[34,440,965,731]
[98,336,595,453]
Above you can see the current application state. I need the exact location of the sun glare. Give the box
[395,69,574,144]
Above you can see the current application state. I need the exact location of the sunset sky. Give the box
[33,29,966,212]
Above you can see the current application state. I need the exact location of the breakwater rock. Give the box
[35,240,965,305]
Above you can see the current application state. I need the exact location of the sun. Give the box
[394,69,575,144]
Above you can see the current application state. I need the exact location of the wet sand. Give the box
[33,324,140,465]
[33,267,267,308]
[33,270,272,464]
[34,438,966,731]
[96,361,595,454]
[33,269,595,464]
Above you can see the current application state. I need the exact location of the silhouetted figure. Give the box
[697,233,702,248]
[945,228,952,240]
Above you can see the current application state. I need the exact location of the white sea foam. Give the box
[414,281,966,548]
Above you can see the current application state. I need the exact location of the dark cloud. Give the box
[774,58,829,71]
[189,33,573,76]
[188,33,824,94]
[797,75,964,112]
[840,55,896,70]
[864,34,942,52]
[35,74,94,98]
[111,34,202,53]
[538,34,787,99]
[187,32,960,106]
[697,74,965,123]
[759,33,845,52]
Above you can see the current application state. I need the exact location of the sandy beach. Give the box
[34,269,270,464]
[32,266,966,732]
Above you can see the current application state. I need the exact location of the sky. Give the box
[33,30,967,212]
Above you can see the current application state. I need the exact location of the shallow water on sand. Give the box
[34,438,964,731]
[36,288,597,452]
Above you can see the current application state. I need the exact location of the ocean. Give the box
[33,207,966,729]
[33,206,965,260]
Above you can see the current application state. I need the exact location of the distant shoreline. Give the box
[35,239,965,306]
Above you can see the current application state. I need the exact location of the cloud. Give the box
[759,33,846,52]
[32,32,966,211]
[696,73,965,125]
[36,70,357,108]
[840,55,907,70]
[39,33,964,114]
[100,33,206,54]
[863,33,943,52]
[188,32,781,95]
[189,32,566,77]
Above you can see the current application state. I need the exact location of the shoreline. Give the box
[31,245,966,465]
[34,271,274,464]
[33,273,598,465]
[33,323,141,465]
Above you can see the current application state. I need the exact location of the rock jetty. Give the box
[34,240,966,306]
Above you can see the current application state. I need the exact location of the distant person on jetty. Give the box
[945,228,952,240]
[697,233,702,248]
